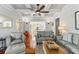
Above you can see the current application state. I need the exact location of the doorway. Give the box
[55,18,60,35]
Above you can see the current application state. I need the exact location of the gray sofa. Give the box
[36,31,54,44]
[5,32,25,54]
[5,41,25,54]
[57,33,79,54]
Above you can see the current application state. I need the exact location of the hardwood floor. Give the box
[36,44,44,54]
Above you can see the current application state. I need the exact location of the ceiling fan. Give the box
[35,4,49,15]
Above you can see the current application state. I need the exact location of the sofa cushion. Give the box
[62,33,73,43]
[65,43,79,54]
[63,34,68,41]
[37,31,53,37]
[5,43,25,54]
[10,32,22,39]
[57,39,79,54]
[10,36,16,42]
[56,36,62,40]
[11,39,23,45]
[6,36,11,47]
[67,34,72,43]
[10,32,23,42]
[57,40,67,46]
[73,34,79,46]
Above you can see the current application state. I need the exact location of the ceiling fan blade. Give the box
[37,4,40,9]
[39,5,45,11]
[37,4,40,6]
[40,11,49,13]
[35,4,40,12]
[38,13,41,15]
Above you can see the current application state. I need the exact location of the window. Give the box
[3,21,12,28]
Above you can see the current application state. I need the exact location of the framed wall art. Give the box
[2,20,12,28]
[75,11,79,30]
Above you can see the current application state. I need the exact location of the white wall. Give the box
[30,16,55,32]
[53,4,79,34]
[22,16,55,35]
[60,4,79,33]
[45,17,55,32]
[0,5,18,38]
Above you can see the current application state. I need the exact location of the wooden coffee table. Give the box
[43,41,67,54]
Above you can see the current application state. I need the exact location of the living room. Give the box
[0,4,79,54]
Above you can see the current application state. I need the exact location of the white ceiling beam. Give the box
[44,4,52,10]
